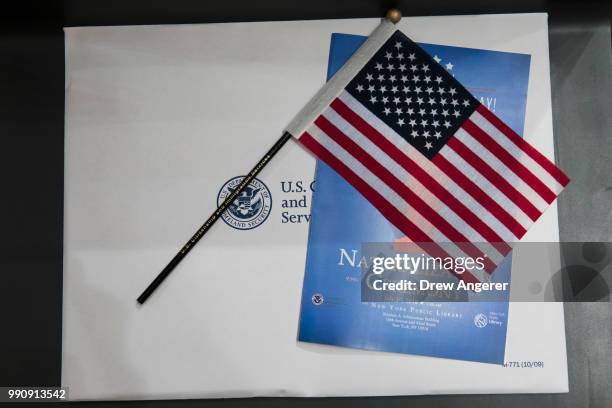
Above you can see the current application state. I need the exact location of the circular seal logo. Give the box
[474,313,488,328]
[217,176,272,230]
[311,293,324,306]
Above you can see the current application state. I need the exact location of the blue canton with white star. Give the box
[347,31,478,159]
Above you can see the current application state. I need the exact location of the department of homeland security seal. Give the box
[217,176,272,230]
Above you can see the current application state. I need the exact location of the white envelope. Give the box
[63,13,568,400]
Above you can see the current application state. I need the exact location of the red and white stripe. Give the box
[298,90,569,283]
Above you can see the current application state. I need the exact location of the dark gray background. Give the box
[0,0,610,407]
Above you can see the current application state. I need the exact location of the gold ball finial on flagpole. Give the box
[385,8,402,24]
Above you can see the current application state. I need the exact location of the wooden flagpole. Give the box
[137,132,292,304]
[137,9,402,305]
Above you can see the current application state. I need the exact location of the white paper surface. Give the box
[63,13,568,400]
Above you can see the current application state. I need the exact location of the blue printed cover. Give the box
[298,33,531,364]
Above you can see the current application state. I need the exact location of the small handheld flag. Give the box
[138,9,568,303]
[288,26,569,284]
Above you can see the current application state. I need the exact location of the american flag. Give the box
[296,30,569,284]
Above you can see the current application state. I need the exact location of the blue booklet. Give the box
[298,33,531,365]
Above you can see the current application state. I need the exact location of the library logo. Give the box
[474,313,488,328]
[217,176,272,230]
